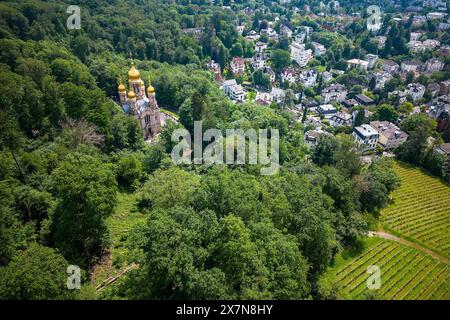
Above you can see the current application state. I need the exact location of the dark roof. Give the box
[342,99,359,107]
[355,94,375,104]
[438,143,450,154]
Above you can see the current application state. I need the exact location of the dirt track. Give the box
[368,231,450,266]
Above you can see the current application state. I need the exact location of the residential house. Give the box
[261,28,278,41]
[255,42,268,53]
[353,124,380,151]
[299,69,318,87]
[244,7,254,16]
[312,42,326,56]
[355,94,375,106]
[409,39,440,52]
[182,27,205,39]
[316,104,338,119]
[294,32,306,44]
[382,60,400,74]
[438,22,450,31]
[424,0,447,9]
[342,98,359,109]
[427,12,447,20]
[428,83,442,98]
[369,121,409,150]
[291,42,313,67]
[251,53,268,70]
[223,79,246,102]
[347,59,369,71]
[434,143,450,172]
[401,60,423,73]
[426,58,445,73]
[237,24,245,35]
[423,39,441,49]
[365,54,379,69]
[264,67,276,83]
[322,71,333,82]
[330,112,353,127]
[207,60,223,83]
[280,25,293,38]
[271,87,285,104]
[436,46,450,57]
[322,84,348,103]
[389,90,408,104]
[440,80,450,95]
[427,95,450,119]
[255,91,273,106]
[304,130,329,148]
[246,30,260,41]
[412,15,427,26]
[407,40,424,53]
[304,116,323,129]
[281,68,298,84]
[368,72,393,90]
[230,57,245,76]
[303,26,314,37]
[407,83,426,101]
[410,32,423,42]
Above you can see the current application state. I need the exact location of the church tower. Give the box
[128,62,142,95]
[147,79,162,134]
[118,62,165,141]
[118,81,127,105]
[127,90,138,115]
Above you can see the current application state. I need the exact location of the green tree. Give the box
[354,109,366,126]
[396,127,429,165]
[50,153,117,266]
[398,102,414,115]
[110,113,144,151]
[230,43,243,57]
[141,167,200,210]
[253,69,271,90]
[0,244,74,300]
[373,104,398,123]
[271,49,291,73]
[116,152,143,190]
[355,173,389,213]
[368,158,401,193]
[423,149,445,177]
[312,135,339,166]
[401,113,436,135]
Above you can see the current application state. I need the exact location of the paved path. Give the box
[368,231,450,266]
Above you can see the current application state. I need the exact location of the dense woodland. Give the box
[0,0,443,300]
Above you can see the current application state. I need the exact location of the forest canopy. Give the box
[0,0,403,300]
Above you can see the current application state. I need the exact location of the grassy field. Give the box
[90,191,145,288]
[326,238,450,300]
[381,162,450,260]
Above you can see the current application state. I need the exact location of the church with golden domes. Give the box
[118,62,163,140]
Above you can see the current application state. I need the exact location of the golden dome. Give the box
[147,78,155,94]
[147,84,155,95]
[140,79,145,87]
[128,62,141,82]
[118,82,126,92]
[127,90,136,99]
